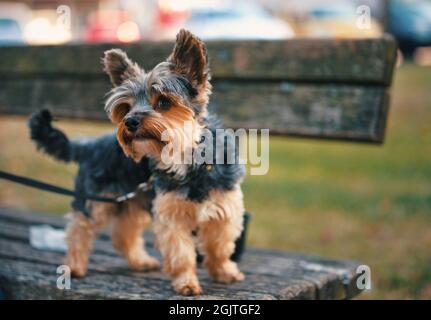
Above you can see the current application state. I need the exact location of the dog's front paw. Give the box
[70,267,87,278]
[214,270,245,284]
[208,260,245,284]
[64,257,87,278]
[129,255,161,271]
[172,273,203,296]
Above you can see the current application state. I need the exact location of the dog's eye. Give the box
[112,103,130,123]
[156,96,171,111]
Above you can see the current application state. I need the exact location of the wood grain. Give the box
[0,78,388,142]
[0,36,397,143]
[0,36,396,84]
[0,207,362,300]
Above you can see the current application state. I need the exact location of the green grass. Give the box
[1,63,431,299]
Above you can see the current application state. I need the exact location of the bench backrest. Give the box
[0,35,397,143]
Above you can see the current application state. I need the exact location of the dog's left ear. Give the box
[103,49,141,87]
[168,29,209,89]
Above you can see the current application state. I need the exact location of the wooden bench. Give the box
[0,36,397,299]
[0,207,362,299]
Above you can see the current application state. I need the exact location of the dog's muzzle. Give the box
[124,116,140,133]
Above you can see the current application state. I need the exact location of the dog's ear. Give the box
[168,29,209,88]
[103,49,141,87]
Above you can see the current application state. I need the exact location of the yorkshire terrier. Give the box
[29,29,245,296]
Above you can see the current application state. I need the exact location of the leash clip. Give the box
[115,181,152,203]
[116,191,136,203]
[137,182,151,192]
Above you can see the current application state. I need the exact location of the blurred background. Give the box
[0,0,431,299]
[2,0,431,60]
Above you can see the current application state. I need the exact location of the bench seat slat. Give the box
[0,36,397,143]
[0,79,389,142]
[0,36,396,84]
[0,207,362,300]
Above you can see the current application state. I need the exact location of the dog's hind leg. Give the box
[112,200,160,271]
[64,201,114,278]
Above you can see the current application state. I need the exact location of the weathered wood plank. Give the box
[213,81,388,142]
[0,235,348,300]
[0,36,396,143]
[0,78,388,142]
[0,207,362,300]
[0,36,397,84]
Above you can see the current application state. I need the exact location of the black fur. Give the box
[28,109,245,213]
[151,116,245,202]
[28,109,75,162]
[28,109,152,214]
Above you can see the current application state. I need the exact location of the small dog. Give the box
[29,29,245,295]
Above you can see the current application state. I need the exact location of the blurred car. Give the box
[0,18,24,45]
[84,10,140,44]
[184,1,295,40]
[300,3,382,38]
[150,0,295,41]
[388,0,431,55]
[0,3,71,45]
[0,2,30,46]
[23,10,72,45]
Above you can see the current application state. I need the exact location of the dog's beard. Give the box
[131,139,162,162]
[117,119,165,162]
[117,104,201,163]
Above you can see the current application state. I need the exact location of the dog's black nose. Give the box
[124,117,140,132]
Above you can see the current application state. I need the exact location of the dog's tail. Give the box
[28,110,85,163]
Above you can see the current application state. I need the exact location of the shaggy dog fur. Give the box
[28,29,245,295]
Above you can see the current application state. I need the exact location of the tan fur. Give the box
[107,31,210,164]
[64,196,158,278]
[199,187,245,283]
[64,201,114,278]
[117,97,201,164]
[153,192,201,295]
[153,185,245,295]
[112,200,160,271]
[111,102,133,124]
[103,30,244,296]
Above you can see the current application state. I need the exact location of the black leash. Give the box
[0,170,149,204]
